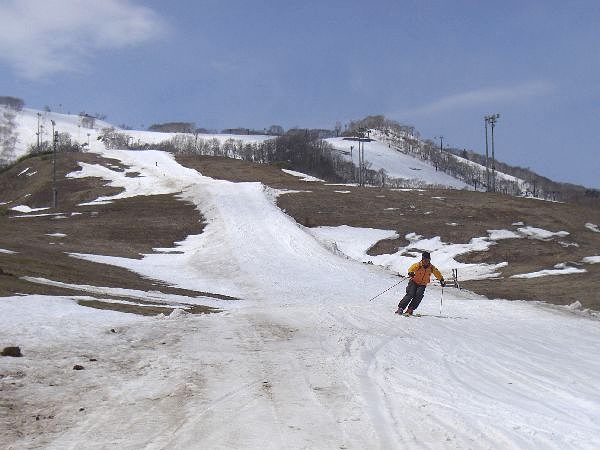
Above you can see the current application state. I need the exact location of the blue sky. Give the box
[1,0,599,189]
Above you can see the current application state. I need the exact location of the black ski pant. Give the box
[398,280,427,311]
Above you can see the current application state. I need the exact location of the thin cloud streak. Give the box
[0,0,167,79]
[406,81,556,116]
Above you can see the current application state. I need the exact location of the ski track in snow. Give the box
[4,297,600,449]
[2,149,600,449]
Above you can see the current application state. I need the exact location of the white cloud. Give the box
[407,81,556,116]
[0,0,167,79]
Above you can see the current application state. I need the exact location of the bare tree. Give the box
[79,113,96,129]
[0,96,24,111]
[148,122,195,133]
[268,125,284,136]
[334,121,342,137]
[97,127,131,149]
[0,107,18,166]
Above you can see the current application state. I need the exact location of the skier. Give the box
[395,251,446,315]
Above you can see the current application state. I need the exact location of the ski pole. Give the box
[368,278,405,302]
[440,286,444,315]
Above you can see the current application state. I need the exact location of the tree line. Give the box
[0,97,23,166]
[91,119,600,205]
[97,126,438,188]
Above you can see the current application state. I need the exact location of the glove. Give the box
[440,279,446,287]
[408,271,415,278]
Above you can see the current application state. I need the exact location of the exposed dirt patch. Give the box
[460,264,600,307]
[77,299,218,316]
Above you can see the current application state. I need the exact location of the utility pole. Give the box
[355,128,367,187]
[355,143,360,185]
[361,141,365,186]
[484,117,490,191]
[36,112,41,150]
[484,114,500,192]
[437,135,444,172]
[490,117,496,192]
[358,140,364,187]
[51,120,58,208]
[432,136,444,172]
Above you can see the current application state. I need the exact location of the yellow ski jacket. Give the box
[407,261,444,286]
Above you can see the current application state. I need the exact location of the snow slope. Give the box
[2,144,600,449]
[326,130,529,191]
[9,108,271,160]
[10,108,112,156]
[326,136,470,189]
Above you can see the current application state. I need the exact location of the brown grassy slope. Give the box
[176,155,600,310]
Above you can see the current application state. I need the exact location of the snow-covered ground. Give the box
[326,136,470,189]
[9,108,112,156]
[8,108,271,160]
[2,143,600,449]
[326,130,530,191]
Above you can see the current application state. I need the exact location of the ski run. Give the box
[2,145,600,449]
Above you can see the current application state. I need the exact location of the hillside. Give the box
[2,108,599,311]
[2,148,599,309]
[1,110,600,449]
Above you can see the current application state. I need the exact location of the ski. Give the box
[395,312,463,319]
[394,310,422,317]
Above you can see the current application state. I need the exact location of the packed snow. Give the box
[2,112,600,449]
[282,169,324,182]
[583,256,600,264]
[9,205,49,213]
[585,222,600,233]
[511,266,587,278]
[516,226,569,240]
